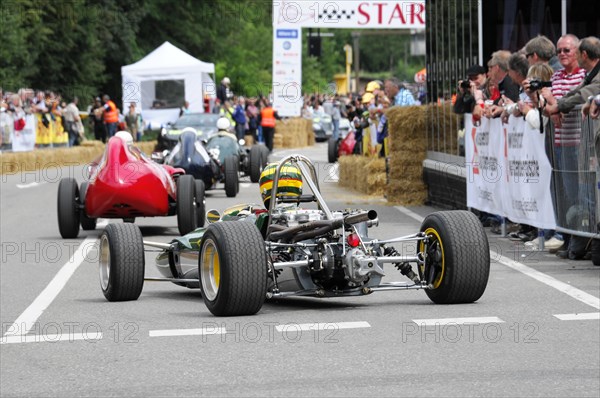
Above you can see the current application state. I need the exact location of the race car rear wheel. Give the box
[79,182,97,231]
[418,210,490,304]
[99,223,145,301]
[195,179,206,228]
[249,145,264,183]
[57,178,81,238]
[199,221,267,316]
[327,137,339,163]
[224,156,239,197]
[177,175,198,235]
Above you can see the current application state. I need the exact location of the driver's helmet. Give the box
[259,162,302,208]
[115,131,134,144]
[216,117,231,131]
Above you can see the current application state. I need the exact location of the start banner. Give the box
[465,115,556,230]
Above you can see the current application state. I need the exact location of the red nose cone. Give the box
[347,233,360,248]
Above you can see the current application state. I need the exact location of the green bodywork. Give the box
[171,204,269,251]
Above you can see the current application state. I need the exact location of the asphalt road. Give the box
[1,143,599,397]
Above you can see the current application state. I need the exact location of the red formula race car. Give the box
[57,132,205,238]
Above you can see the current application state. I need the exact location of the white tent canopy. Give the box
[121,41,216,128]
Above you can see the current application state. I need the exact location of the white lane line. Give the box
[1,332,103,345]
[16,182,46,189]
[2,221,107,339]
[240,183,252,189]
[275,321,371,332]
[554,313,600,321]
[149,327,226,337]
[394,206,426,223]
[412,317,504,326]
[496,254,600,310]
[393,207,600,311]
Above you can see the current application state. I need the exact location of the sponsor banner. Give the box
[273,1,426,29]
[465,115,556,230]
[11,115,37,152]
[272,27,303,117]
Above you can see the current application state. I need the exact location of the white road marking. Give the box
[393,207,600,311]
[16,181,46,189]
[1,332,103,345]
[394,206,426,223]
[412,317,504,326]
[149,327,226,337]
[240,183,252,189]
[497,254,600,310]
[275,321,370,332]
[2,221,107,339]
[553,313,600,321]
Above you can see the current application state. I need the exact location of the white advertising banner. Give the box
[273,1,426,29]
[11,115,37,152]
[465,115,557,230]
[272,27,303,117]
[272,1,425,117]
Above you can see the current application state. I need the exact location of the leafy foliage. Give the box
[0,0,423,107]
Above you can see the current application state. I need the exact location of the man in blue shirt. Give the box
[384,77,415,107]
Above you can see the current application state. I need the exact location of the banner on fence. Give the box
[11,115,37,152]
[465,114,556,230]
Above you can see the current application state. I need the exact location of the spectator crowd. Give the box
[452,34,600,261]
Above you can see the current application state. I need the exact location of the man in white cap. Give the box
[217,77,233,104]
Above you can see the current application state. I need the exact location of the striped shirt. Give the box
[551,67,586,146]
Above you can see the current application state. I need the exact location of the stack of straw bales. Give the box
[1,140,158,174]
[385,106,428,205]
[273,118,314,149]
[338,156,386,197]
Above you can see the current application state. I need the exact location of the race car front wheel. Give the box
[177,175,198,235]
[195,179,206,228]
[327,137,339,163]
[199,221,267,316]
[79,182,97,231]
[224,156,239,197]
[99,223,145,301]
[419,211,490,304]
[249,144,268,183]
[57,178,80,238]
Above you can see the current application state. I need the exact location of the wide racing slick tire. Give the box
[249,145,264,183]
[591,238,600,266]
[57,178,81,238]
[177,175,198,235]
[79,182,97,231]
[195,179,206,228]
[99,223,145,301]
[198,221,268,316]
[224,155,239,198]
[418,210,490,304]
[327,137,339,163]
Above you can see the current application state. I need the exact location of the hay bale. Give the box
[338,155,386,196]
[384,105,430,205]
[273,118,314,148]
[0,140,159,174]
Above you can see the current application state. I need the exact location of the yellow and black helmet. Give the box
[259,162,302,208]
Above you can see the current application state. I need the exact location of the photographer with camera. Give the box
[453,65,487,122]
[519,64,555,131]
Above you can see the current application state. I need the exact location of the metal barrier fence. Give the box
[549,105,598,238]
[426,104,598,238]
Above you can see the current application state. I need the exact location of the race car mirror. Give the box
[206,209,221,223]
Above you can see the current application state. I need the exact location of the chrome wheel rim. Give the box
[200,239,220,301]
[99,234,110,290]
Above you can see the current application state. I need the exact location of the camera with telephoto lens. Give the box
[460,79,471,90]
[529,79,552,90]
